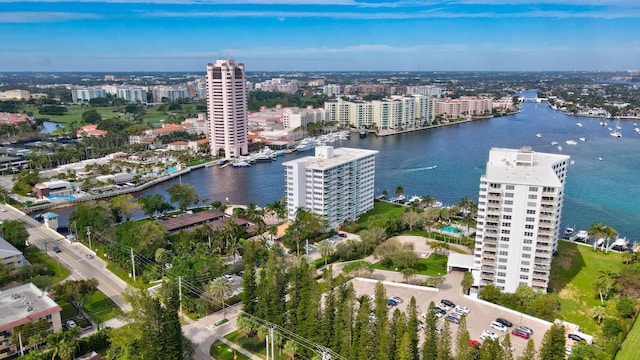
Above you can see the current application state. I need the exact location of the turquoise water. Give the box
[46,195,76,200]
[440,225,465,234]
[48,91,640,241]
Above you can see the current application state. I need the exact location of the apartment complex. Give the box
[283,146,378,229]
[324,95,435,130]
[282,107,327,129]
[0,283,63,359]
[0,237,26,269]
[435,97,493,119]
[474,147,569,293]
[71,88,107,104]
[206,59,249,159]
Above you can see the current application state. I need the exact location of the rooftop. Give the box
[484,147,570,186]
[0,236,22,260]
[282,146,378,170]
[0,283,62,332]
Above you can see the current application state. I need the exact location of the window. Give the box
[500,244,509,249]
[499,258,508,263]
[522,254,531,258]
[503,208,512,213]
[526,210,536,215]
[520,268,530,272]
[497,279,505,284]
[502,222,511,227]
[524,239,533,244]
[504,200,513,205]
[500,236,510,242]
[501,229,511,234]
[498,265,507,270]
[523,246,531,252]
[529,186,539,192]
[521,261,530,266]
[526,217,535,222]
[528,194,538,199]
[506,185,515,190]
[525,224,534,229]
[497,272,506,277]
[519,275,529,280]
[502,215,512,220]
[527,202,537,207]
[524,232,533,237]
[505,193,514,198]
[499,251,509,256]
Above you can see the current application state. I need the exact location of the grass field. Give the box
[374,253,449,276]
[84,290,121,324]
[356,200,407,230]
[210,340,251,360]
[549,240,625,336]
[225,330,287,360]
[617,317,640,360]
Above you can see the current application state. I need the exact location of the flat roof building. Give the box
[474,147,569,293]
[0,283,63,359]
[283,146,378,229]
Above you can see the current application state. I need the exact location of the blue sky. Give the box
[1,0,639,72]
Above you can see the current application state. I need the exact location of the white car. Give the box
[480,330,499,341]
[391,296,403,304]
[454,305,470,314]
[490,321,508,333]
[66,319,77,328]
[223,274,233,281]
[436,303,450,312]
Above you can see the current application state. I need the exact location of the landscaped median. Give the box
[210,340,251,360]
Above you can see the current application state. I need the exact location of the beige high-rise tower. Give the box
[206,59,248,159]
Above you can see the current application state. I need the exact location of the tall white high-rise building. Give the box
[206,59,248,159]
[474,147,569,293]
[283,146,378,229]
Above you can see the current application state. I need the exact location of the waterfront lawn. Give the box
[225,330,286,360]
[617,318,640,360]
[356,200,407,230]
[210,340,251,360]
[374,254,449,276]
[550,241,625,336]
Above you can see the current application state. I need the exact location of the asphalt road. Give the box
[2,204,131,312]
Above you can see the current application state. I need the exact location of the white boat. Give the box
[571,230,589,243]
[579,137,586,142]
[536,133,542,138]
[563,227,575,238]
[550,141,559,145]
[599,121,606,126]
[634,128,640,133]
[576,122,583,127]
[231,160,251,168]
[610,237,629,251]
[570,160,575,165]
[565,140,577,145]
[598,157,603,161]
[295,138,317,152]
[610,131,622,138]
[596,238,605,247]
[557,145,563,151]
[608,127,613,131]
[425,165,438,170]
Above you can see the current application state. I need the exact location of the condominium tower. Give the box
[474,147,569,293]
[206,59,248,159]
[283,146,378,228]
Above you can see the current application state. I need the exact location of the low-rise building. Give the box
[0,283,63,359]
[76,125,107,138]
[0,236,26,269]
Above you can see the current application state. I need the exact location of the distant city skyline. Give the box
[1,0,639,72]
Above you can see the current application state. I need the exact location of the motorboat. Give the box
[610,131,622,138]
[598,157,603,161]
[536,133,542,138]
[359,129,367,138]
[634,128,640,133]
[572,230,589,243]
[599,121,606,126]
[563,227,575,238]
[608,127,613,131]
[295,138,317,152]
[231,160,251,168]
[570,160,575,165]
[557,146,563,151]
[550,141,558,145]
[565,140,577,145]
[595,238,605,247]
[576,123,583,127]
[579,137,587,142]
[610,237,629,251]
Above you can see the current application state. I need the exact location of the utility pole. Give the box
[18,332,24,356]
[86,226,92,251]
[305,239,309,257]
[178,276,183,317]
[130,248,136,283]
[270,326,275,360]
[265,335,269,360]
[43,240,47,255]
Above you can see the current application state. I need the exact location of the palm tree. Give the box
[316,239,334,266]
[422,194,435,208]
[602,225,617,253]
[209,276,232,319]
[461,271,474,295]
[227,237,244,271]
[591,306,606,324]
[394,185,405,198]
[588,222,608,251]
[596,269,617,305]
[155,248,172,278]
[460,212,476,234]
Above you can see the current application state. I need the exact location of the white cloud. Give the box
[0,12,102,22]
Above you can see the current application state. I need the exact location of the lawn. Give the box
[210,340,251,360]
[374,254,449,276]
[356,200,407,230]
[225,330,287,360]
[617,318,640,360]
[59,302,92,328]
[84,290,121,324]
[549,240,625,336]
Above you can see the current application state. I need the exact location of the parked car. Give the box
[436,303,450,312]
[85,254,94,259]
[441,299,456,307]
[387,299,398,307]
[417,321,426,330]
[338,233,348,238]
[568,334,585,342]
[448,312,462,319]
[445,316,460,324]
[468,340,482,349]
[391,296,403,303]
[490,321,508,332]
[66,320,77,328]
[565,347,573,355]
[511,329,530,339]
[52,246,61,253]
[223,274,233,281]
[516,325,534,335]
[434,307,447,315]
[454,305,470,314]
[434,326,443,335]
[480,330,499,341]
[495,317,513,327]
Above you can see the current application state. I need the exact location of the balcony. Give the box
[482,258,497,266]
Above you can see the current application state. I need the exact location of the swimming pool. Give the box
[440,225,465,234]
[46,195,76,201]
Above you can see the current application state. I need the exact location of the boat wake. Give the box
[405,165,438,172]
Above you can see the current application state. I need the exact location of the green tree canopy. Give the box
[1,220,29,251]
[81,109,102,124]
[167,183,199,212]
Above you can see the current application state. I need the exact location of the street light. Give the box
[86,226,92,251]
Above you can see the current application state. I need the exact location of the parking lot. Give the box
[348,274,552,357]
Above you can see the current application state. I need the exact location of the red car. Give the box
[512,329,530,339]
[468,340,482,349]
